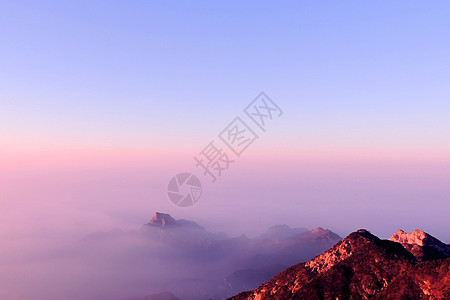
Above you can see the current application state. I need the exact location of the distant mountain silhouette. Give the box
[229,229,450,299]
[114,212,341,300]
[256,224,308,240]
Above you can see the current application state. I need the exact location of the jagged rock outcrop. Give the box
[390,229,450,261]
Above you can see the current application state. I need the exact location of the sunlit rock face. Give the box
[390,229,450,261]
[390,229,432,246]
[229,229,450,300]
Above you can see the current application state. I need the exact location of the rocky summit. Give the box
[147,212,177,227]
[229,229,450,300]
[390,229,450,261]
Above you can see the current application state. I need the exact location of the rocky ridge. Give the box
[229,229,450,299]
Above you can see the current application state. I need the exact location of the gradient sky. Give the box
[1,1,450,245]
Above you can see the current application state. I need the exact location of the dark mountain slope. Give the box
[229,229,450,300]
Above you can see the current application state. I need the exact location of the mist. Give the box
[1,154,449,299]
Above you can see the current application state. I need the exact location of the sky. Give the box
[1,0,450,250]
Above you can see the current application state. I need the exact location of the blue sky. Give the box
[2,1,450,152]
[1,1,450,241]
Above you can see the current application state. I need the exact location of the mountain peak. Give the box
[310,227,340,236]
[311,227,325,233]
[148,212,176,227]
[229,229,450,300]
[343,229,379,244]
[390,229,432,246]
[389,229,450,261]
[257,224,308,239]
[303,229,376,274]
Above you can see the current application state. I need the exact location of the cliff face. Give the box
[229,229,450,300]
